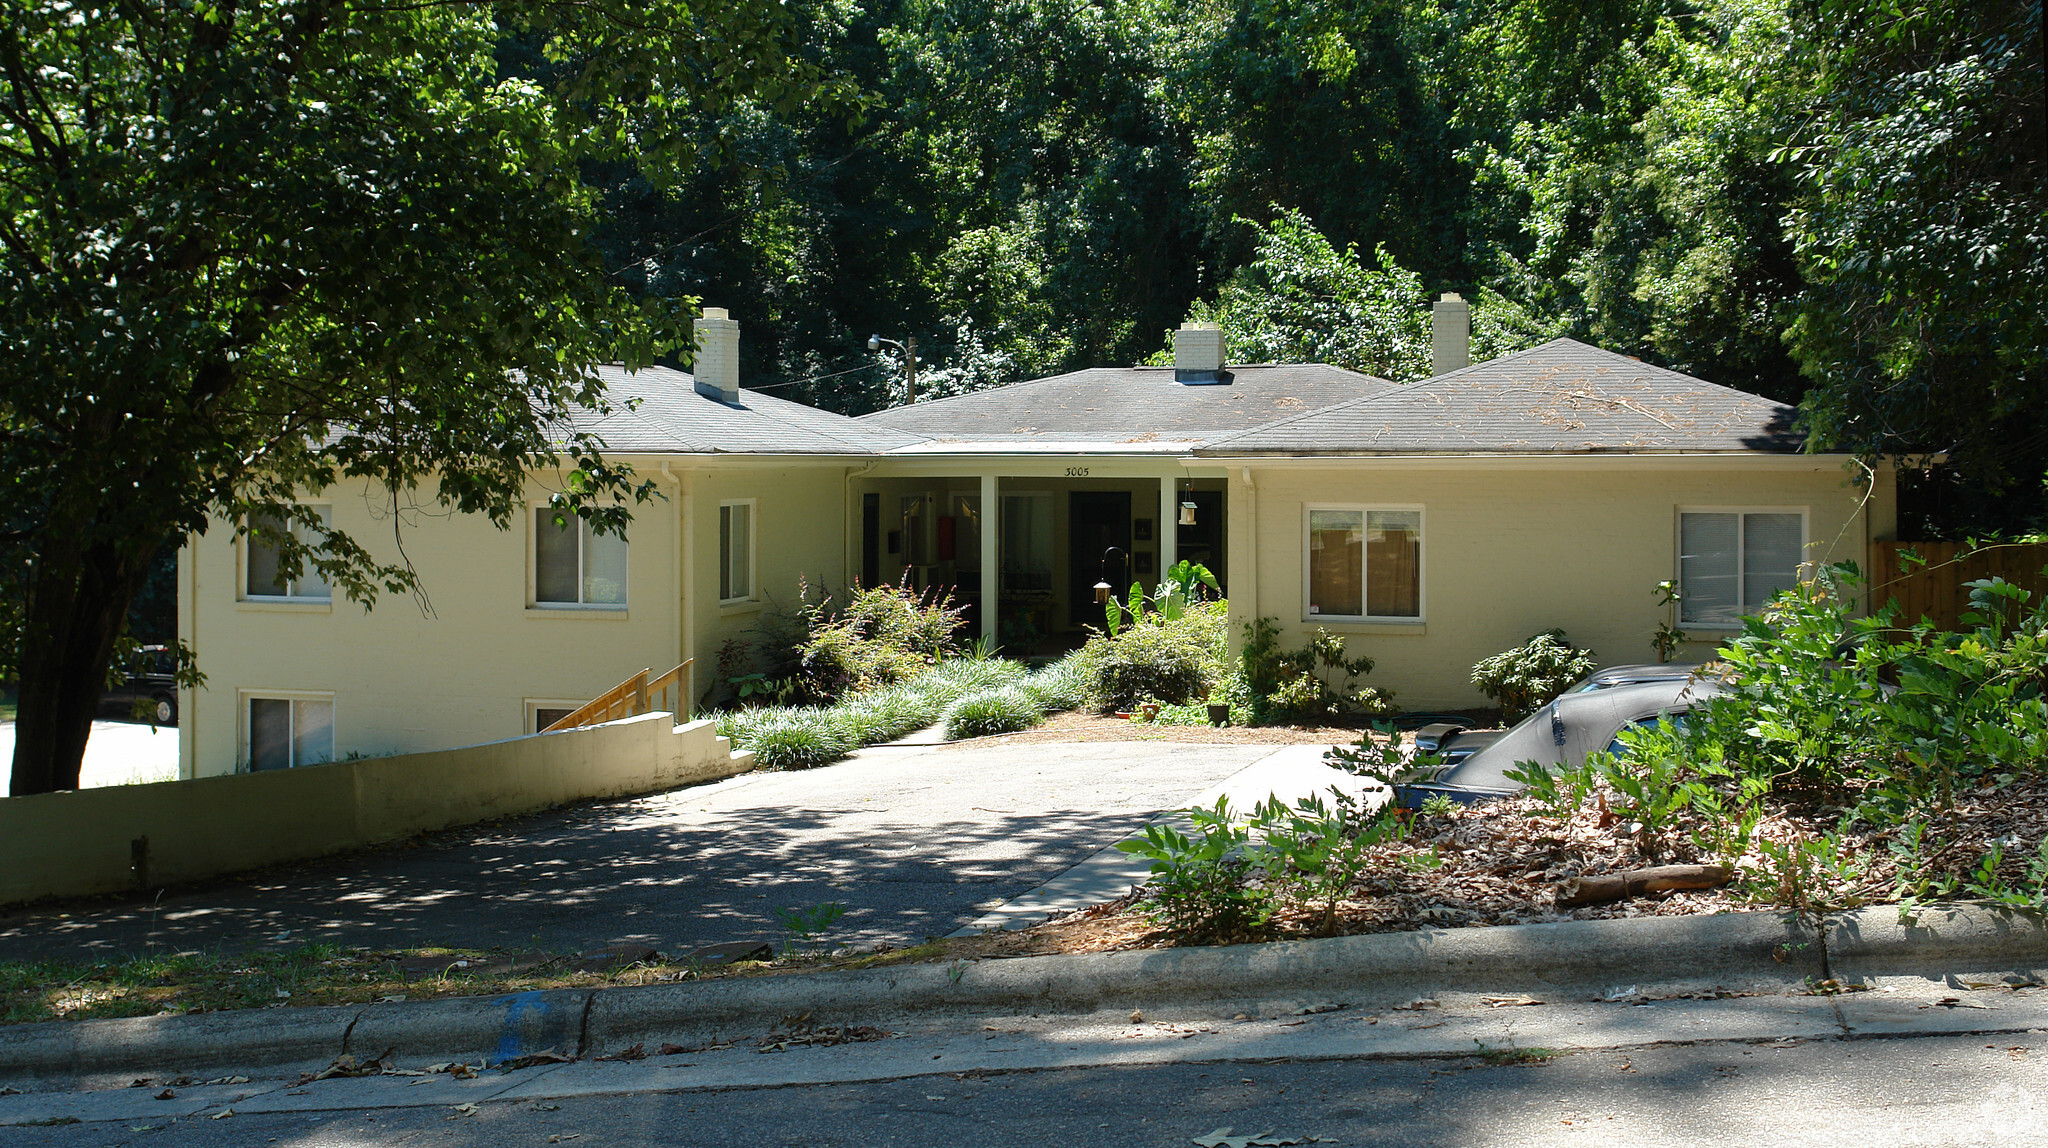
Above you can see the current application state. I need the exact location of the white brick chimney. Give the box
[693,306,741,404]
[1173,321,1225,380]
[1431,292,1470,376]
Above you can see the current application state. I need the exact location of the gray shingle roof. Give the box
[856,364,1393,444]
[565,365,926,455]
[1197,339,1803,455]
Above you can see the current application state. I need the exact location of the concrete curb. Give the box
[3,904,2042,1083]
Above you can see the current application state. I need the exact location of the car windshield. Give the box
[1607,713,1690,756]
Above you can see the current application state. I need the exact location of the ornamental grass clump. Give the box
[942,686,1044,740]
[735,708,855,770]
[1020,655,1092,712]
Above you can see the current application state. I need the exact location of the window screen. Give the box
[1680,511,1803,626]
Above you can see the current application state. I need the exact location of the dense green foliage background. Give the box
[615,0,2042,531]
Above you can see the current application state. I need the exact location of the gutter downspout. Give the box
[847,460,881,590]
[1235,465,1257,655]
[178,540,197,779]
[658,462,692,716]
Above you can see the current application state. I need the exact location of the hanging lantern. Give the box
[1178,500,1198,526]
[1093,579,1113,603]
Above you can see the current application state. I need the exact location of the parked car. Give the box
[101,645,178,726]
[1403,664,1712,775]
[1393,673,1723,810]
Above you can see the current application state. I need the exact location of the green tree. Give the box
[1185,208,1557,379]
[1454,0,1810,400]
[1784,0,2047,493]
[0,0,831,795]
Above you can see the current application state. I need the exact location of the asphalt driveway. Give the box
[0,739,1292,962]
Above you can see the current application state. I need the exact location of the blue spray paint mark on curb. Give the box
[496,991,548,1064]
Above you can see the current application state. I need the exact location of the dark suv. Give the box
[102,645,178,726]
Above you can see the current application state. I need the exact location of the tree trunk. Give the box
[10,531,158,796]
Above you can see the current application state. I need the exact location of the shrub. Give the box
[922,655,1027,700]
[1470,629,1598,723]
[1116,798,1275,941]
[1240,618,1390,723]
[797,578,966,699]
[943,686,1044,740]
[1517,563,2048,913]
[1082,619,1210,711]
[833,685,934,744]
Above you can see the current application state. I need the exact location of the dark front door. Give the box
[1069,490,1132,629]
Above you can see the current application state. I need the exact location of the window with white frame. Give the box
[244,506,332,600]
[1678,509,1805,627]
[245,695,334,771]
[1305,506,1423,620]
[534,508,628,607]
[719,500,754,602]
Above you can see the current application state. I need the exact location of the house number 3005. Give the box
[1065,467,1090,477]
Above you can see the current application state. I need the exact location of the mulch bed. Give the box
[934,771,2048,959]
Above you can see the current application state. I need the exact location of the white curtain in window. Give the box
[246,508,331,599]
[536,510,580,603]
[1680,513,1740,626]
[291,699,334,766]
[1743,513,1804,611]
[583,528,628,605]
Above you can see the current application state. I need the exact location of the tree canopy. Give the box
[0,0,836,794]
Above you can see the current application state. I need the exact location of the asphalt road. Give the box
[0,740,1279,961]
[3,1032,2039,1147]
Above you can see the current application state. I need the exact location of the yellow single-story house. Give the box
[176,300,1891,776]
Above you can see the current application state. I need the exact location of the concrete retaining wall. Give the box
[0,714,752,907]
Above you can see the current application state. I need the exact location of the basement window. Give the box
[245,695,334,771]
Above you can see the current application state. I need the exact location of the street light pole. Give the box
[866,333,918,406]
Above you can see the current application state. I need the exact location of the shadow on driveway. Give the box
[0,741,1277,961]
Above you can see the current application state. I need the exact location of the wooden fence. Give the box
[1868,541,2048,631]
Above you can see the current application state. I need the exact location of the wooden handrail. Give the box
[541,659,693,733]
